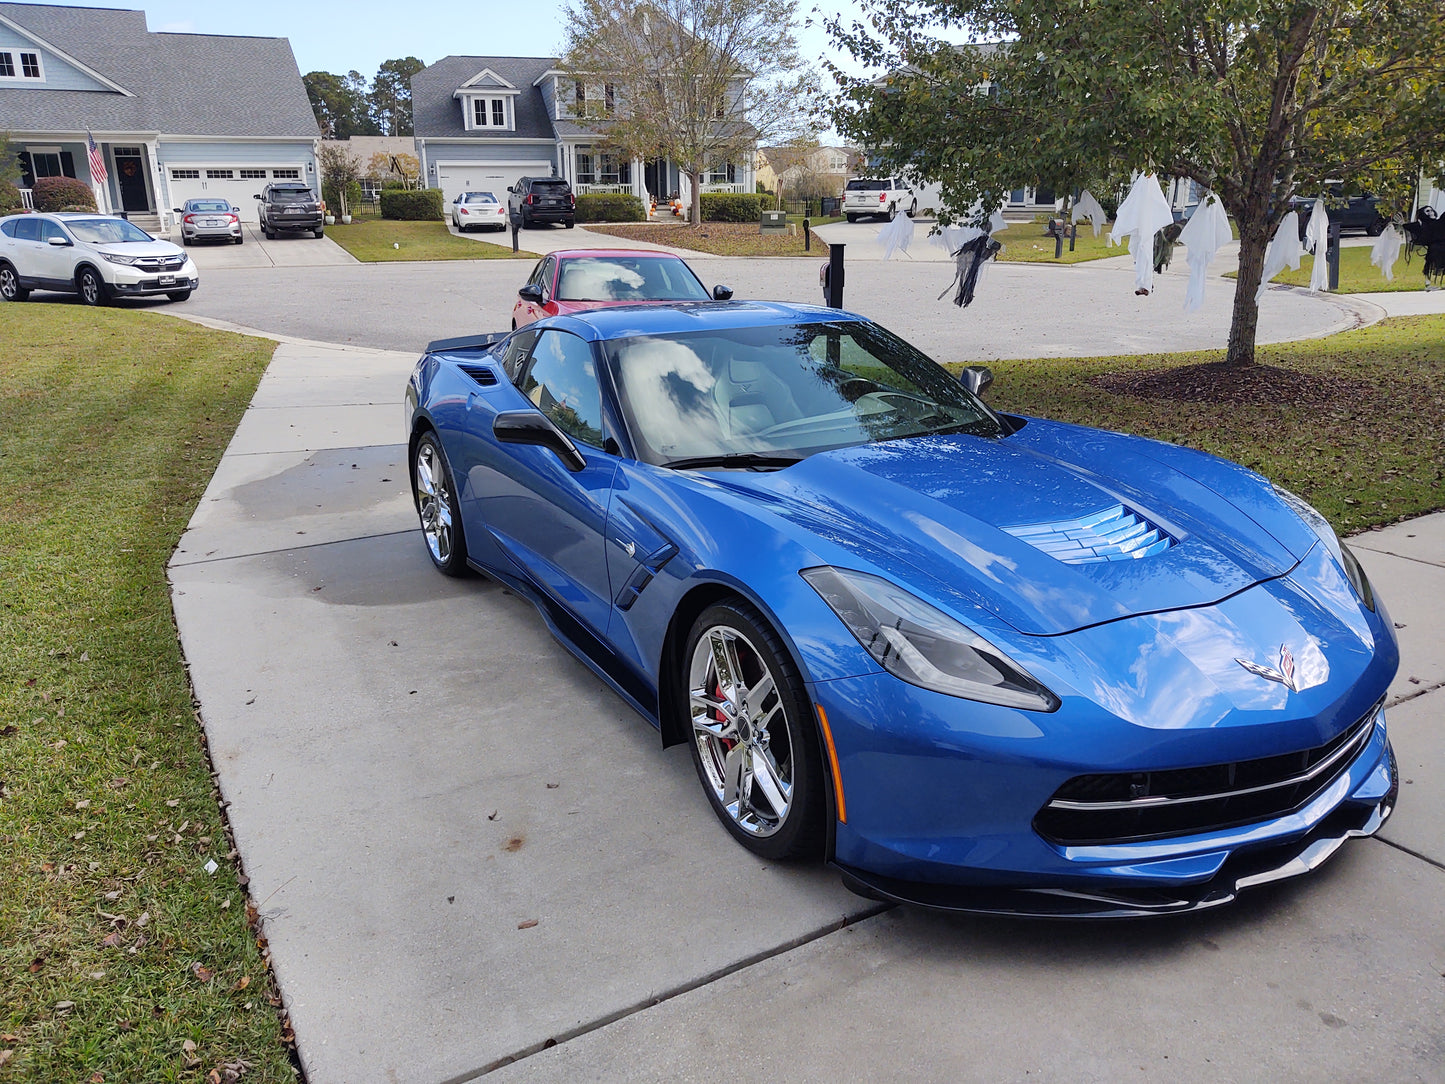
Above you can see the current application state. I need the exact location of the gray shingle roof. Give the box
[0,2,319,137]
[412,56,559,141]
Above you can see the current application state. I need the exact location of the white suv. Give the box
[843,177,917,222]
[0,212,200,305]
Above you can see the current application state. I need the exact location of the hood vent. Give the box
[1004,504,1173,565]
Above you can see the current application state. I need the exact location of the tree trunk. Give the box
[1226,219,1271,367]
[688,169,703,227]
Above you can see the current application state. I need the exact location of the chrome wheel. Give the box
[689,623,795,838]
[79,268,105,306]
[414,439,455,566]
[0,265,24,302]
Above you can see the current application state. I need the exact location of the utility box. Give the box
[760,210,787,233]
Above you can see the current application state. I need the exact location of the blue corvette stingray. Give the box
[405,301,1398,917]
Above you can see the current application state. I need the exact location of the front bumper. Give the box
[108,258,199,295]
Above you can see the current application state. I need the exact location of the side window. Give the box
[501,328,539,382]
[15,218,39,242]
[524,258,546,289]
[519,330,605,448]
[537,256,556,298]
[0,219,16,238]
[39,219,66,242]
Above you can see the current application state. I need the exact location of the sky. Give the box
[37,0,878,88]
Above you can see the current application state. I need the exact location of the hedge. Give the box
[381,187,445,220]
[0,179,21,215]
[575,193,645,223]
[32,176,97,213]
[699,192,769,222]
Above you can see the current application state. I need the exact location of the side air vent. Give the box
[1004,503,1173,565]
[458,364,498,387]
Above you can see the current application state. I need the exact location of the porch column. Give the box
[632,157,644,200]
[143,139,166,228]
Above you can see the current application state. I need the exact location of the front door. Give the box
[114,147,150,213]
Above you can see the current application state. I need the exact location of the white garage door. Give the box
[167,169,307,223]
[436,163,551,208]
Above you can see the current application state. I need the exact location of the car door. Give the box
[512,255,555,328]
[477,326,619,636]
[35,218,77,284]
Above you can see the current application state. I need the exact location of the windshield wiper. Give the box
[665,453,802,471]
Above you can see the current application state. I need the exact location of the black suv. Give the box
[508,177,575,229]
[255,183,324,239]
[1289,190,1389,237]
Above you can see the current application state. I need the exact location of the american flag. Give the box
[86,132,107,183]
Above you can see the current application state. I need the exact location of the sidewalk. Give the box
[170,337,1445,1083]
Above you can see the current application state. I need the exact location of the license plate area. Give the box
[159,275,176,286]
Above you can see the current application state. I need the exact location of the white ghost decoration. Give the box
[1303,198,1330,292]
[1370,224,1403,283]
[1256,211,1305,301]
[1109,174,1175,295]
[1177,194,1233,313]
[1072,190,1108,238]
[876,211,915,259]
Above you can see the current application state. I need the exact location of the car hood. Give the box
[710,426,1301,637]
[95,239,185,258]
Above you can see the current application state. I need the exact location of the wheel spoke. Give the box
[708,630,745,712]
[415,455,438,497]
[689,689,739,742]
[751,747,791,818]
[722,744,746,810]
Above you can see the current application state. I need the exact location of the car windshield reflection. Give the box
[65,218,154,244]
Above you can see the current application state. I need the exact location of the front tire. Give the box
[907,199,918,218]
[167,290,192,302]
[684,601,825,861]
[412,432,470,577]
[77,267,108,306]
[0,263,28,302]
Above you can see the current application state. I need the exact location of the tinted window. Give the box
[14,218,39,241]
[501,328,539,382]
[39,219,66,242]
[0,219,15,238]
[520,330,604,448]
[463,192,498,204]
[270,189,315,203]
[554,256,709,302]
[846,179,887,191]
[65,218,152,243]
[532,180,570,193]
[189,200,231,212]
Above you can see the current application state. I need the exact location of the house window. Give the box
[239,169,267,179]
[492,99,505,126]
[575,151,630,187]
[273,168,300,179]
[171,168,201,179]
[0,51,43,80]
[704,162,736,185]
[573,81,614,119]
[206,169,234,179]
[471,97,509,129]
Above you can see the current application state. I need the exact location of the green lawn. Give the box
[0,306,296,1082]
[993,219,1121,264]
[586,220,833,256]
[326,219,538,262]
[1260,244,1428,293]
[968,314,1445,533]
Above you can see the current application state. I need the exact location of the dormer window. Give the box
[468,96,513,130]
[0,50,44,81]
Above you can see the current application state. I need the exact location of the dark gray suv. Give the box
[507,176,575,229]
[255,183,324,239]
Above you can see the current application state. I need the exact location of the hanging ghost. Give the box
[1370,224,1403,283]
[1303,198,1330,292]
[1256,211,1305,301]
[876,211,915,259]
[929,223,1003,308]
[1153,221,1184,274]
[1109,174,1175,295]
[1072,190,1108,237]
[1177,194,1233,313]
[1402,207,1445,288]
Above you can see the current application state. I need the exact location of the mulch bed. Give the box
[1091,361,1367,407]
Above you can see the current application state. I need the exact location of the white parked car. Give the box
[450,191,509,232]
[843,177,917,222]
[0,212,199,305]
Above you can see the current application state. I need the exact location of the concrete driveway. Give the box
[171,222,357,269]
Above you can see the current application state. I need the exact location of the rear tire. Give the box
[0,263,28,302]
[77,266,108,306]
[313,228,325,239]
[235,235,244,245]
[845,213,858,223]
[683,600,826,861]
[907,199,917,218]
[412,432,471,578]
[565,219,575,229]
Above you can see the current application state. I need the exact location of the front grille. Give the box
[1004,503,1173,564]
[1034,701,1382,845]
[133,254,186,273]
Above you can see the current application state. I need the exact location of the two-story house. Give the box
[1,2,318,230]
[411,55,755,208]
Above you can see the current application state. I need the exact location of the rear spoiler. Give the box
[425,331,509,355]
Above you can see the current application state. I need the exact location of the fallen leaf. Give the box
[101,931,123,949]
[55,1001,75,1014]
[136,911,150,928]
[232,975,250,991]
[89,1071,103,1082]
[79,652,89,663]
[517,918,539,929]
[104,890,121,900]
[0,1051,11,1069]
[545,782,559,789]
[487,810,498,820]
[0,726,16,738]
[165,799,180,808]
[191,962,214,983]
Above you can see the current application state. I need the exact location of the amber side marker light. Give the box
[815,704,846,824]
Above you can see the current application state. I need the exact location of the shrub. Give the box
[699,192,769,222]
[381,187,445,220]
[0,179,20,213]
[323,178,363,216]
[575,193,645,223]
[32,176,96,213]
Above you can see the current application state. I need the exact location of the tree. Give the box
[370,57,425,136]
[304,70,380,139]
[0,132,24,189]
[367,151,420,188]
[318,142,364,217]
[826,1,1445,365]
[562,0,817,225]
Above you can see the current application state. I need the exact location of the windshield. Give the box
[271,189,315,203]
[846,179,890,191]
[188,200,231,212]
[65,218,154,244]
[555,256,709,303]
[463,192,498,203]
[607,320,1003,466]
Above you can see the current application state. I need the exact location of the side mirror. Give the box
[506,185,515,194]
[493,411,586,472]
[517,283,544,304]
[48,235,72,246]
[253,194,262,200]
[960,365,994,397]
[712,284,734,300]
[173,207,183,213]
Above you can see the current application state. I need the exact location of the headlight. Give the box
[1273,484,1375,611]
[801,567,1060,711]
[102,253,139,266]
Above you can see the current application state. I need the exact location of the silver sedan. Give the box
[175,199,243,245]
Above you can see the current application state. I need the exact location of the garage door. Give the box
[167,169,307,223]
[436,163,552,208]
